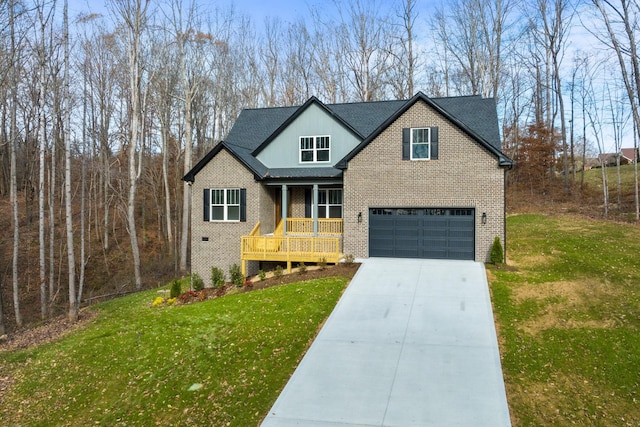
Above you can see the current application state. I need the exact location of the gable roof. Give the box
[251,96,364,156]
[621,148,639,162]
[337,92,510,168]
[183,93,512,183]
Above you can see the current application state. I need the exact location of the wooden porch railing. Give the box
[286,218,343,235]
[240,234,342,276]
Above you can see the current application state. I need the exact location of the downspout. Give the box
[503,166,510,264]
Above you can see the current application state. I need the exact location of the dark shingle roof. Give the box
[432,96,501,149]
[184,93,511,182]
[225,106,298,152]
[265,167,343,179]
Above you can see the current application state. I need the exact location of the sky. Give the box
[68,0,317,21]
[67,0,429,26]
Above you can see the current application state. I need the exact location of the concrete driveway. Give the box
[261,258,511,427]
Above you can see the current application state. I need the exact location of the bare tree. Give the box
[282,20,315,104]
[386,0,419,99]
[166,0,215,272]
[585,79,610,217]
[9,0,22,327]
[535,0,573,191]
[334,0,391,101]
[260,17,282,107]
[605,83,630,209]
[110,0,150,289]
[435,0,514,100]
[35,0,53,320]
[148,30,178,253]
[61,0,79,321]
[591,0,640,220]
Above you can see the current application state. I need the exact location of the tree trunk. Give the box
[63,0,78,322]
[78,44,88,308]
[634,128,639,221]
[180,87,192,272]
[162,125,173,248]
[10,0,22,328]
[37,2,48,320]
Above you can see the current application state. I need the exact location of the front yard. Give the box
[0,275,350,426]
[491,214,640,426]
[1,213,639,425]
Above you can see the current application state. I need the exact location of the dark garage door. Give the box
[369,208,475,260]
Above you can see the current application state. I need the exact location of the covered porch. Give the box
[241,182,344,276]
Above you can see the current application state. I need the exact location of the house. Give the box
[598,152,631,167]
[183,92,513,280]
[621,148,639,164]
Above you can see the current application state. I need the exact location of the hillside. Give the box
[507,164,640,222]
[0,192,178,334]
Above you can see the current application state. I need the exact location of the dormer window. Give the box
[300,135,330,163]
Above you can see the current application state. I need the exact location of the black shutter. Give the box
[240,189,246,222]
[431,127,439,160]
[203,189,210,221]
[304,189,312,218]
[402,128,410,160]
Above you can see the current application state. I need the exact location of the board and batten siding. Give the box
[256,103,361,168]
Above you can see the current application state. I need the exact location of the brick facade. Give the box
[190,149,268,284]
[190,98,507,278]
[342,100,505,262]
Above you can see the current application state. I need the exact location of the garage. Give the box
[369,208,475,260]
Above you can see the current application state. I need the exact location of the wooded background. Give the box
[1,0,638,333]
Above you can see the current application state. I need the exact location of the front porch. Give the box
[240,219,343,276]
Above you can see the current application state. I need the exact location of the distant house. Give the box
[183,92,513,279]
[621,148,639,164]
[598,153,630,167]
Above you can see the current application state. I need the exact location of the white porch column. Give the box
[313,184,319,236]
[282,184,288,234]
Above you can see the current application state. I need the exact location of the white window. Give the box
[411,128,430,160]
[318,189,342,218]
[300,135,330,163]
[210,188,241,221]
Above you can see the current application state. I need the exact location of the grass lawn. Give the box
[490,214,640,426]
[583,163,638,193]
[0,277,349,426]
[3,215,640,426]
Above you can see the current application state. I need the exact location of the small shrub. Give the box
[344,254,355,265]
[211,266,225,288]
[191,273,204,291]
[178,290,198,303]
[318,258,327,270]
[298,262,307,273]
[170,279,182,299]
[152,297,165,307]
[258,269,267,281]
[490,236,504,264]
[273,265,284,278]
[166,298,177,306]
[229,264,244,287]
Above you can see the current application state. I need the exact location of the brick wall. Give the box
[343,100,505,262]
[190,149,266,284]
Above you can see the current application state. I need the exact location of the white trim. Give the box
[318,188,343,218]
[410,127,431,161]
[299,135,331,163]
[209,188,241,222]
